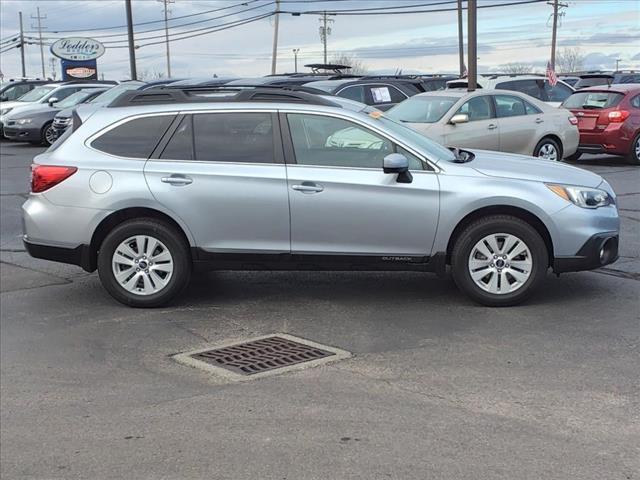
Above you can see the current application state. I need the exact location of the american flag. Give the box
[462,63,468,78]
[546,61,558,87]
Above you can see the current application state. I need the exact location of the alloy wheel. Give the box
[111,235,174,295]
[538,143,558,161]
[468,233,533,295]
[44,125,57,146]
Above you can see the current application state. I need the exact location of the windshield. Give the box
[89,82,143,105]
[387,96,458,123]
[372,113,455,163]
[56,90,96,109]
[562,91,624,110]
[16,85,55,102]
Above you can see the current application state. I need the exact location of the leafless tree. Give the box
[501,62,534,74]
[555,47,585,73]
[138,69,166,80]
[330,53,369,75]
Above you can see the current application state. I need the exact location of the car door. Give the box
[441,95,500,151]
[493,94,542,155]
[282,111,439,257]
[144,111,291,254]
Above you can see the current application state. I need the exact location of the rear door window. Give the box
[193,112,275,163]
[367,85,407,105]
[496,80,543,100]
[494,95,527,117]
[91,115,175,158]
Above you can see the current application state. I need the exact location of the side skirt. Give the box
[192,249,447,275]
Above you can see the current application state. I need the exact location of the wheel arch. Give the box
[88,207,193,271]
[445,205,554,266]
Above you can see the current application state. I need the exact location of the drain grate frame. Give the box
[173,333,351,381]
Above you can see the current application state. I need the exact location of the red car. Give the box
[562,84,640,164]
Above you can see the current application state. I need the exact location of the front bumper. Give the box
[553,232,619,273]
[23,237,95,272]
[3,124,40,142]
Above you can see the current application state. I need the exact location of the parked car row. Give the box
[1,73,638,164]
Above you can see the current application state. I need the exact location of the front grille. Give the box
[53,118,71,129]
[192,336,336,376]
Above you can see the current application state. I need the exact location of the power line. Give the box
[28,0,266,34]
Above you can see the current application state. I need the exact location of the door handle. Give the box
[535,118,544,124]
[487,123,497,130]
[161,175,193,186]
[292,182,324,193]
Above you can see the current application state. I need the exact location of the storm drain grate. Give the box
[193,336,335,375]
[174,334,350,381]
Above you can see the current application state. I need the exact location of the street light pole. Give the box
[615,58,621,72]
[467,0,477,91]
[457,0,464,77]
[125,0,137,80]
[18,11,26,77]
[270,0,281,75]
[292,48,300,73]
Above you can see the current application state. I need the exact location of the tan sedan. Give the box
[387,89,579,161]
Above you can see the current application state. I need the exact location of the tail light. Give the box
[31,165,77,193]
[568,115,578,125]
[607,110,630,123]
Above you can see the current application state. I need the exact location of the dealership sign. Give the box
[50,37,105,61]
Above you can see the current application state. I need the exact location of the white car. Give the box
[387,89,579,161]
[446,75,575,107]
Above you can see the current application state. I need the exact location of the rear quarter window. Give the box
[90,115,175,158]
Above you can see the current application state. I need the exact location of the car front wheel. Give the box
[534,137,562,162]
[41,122,56,146]
[451,215,548,306]
[97,219,191,307]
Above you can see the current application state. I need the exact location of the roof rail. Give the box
[108,85,339,108]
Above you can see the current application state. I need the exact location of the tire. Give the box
[565,152,582,162]
[40,122,56,146]
[97,218,191,307]
[627,134,640,165]
[451,215,548,307]
[534,137,562,162]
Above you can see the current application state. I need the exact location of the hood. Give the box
[3,102,52,119]
[0,100,32,113]
[55,108,75,119]
[8,105,58,119]
[469,150,603,188]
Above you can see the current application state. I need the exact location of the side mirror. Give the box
[449,113,469,125]
[47,97,59,106]
[383,153,413,184]
[0,96,7,102]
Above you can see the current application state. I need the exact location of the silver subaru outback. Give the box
[23,87,619,307]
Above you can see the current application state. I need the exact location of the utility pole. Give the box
[548,0,567,70]
[31,7,46,78]
[18,11,26,77]
[125,0,137,80]
[158,0,174,78]
[270,0,280,75]
[467,0,477,91]
[292,48,300,73]
[457,0,464,77]
[319,11,334,65]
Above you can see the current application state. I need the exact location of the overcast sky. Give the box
[0,0,638,80]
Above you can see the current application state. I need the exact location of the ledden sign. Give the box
[50,37,105,61]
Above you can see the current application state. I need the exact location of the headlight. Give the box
[546,184,614,209]
[0,107,12,116]
[16,118,32,125]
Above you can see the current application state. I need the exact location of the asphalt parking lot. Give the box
[1,141,638,479]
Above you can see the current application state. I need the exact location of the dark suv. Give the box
[574,72,640,90]
[303,76,442,110]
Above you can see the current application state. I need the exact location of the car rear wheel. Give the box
[41,122,56,146]
[97,219,191,307]
[628,134,640,165]
[534,137,562,162]
[451,215,548,306]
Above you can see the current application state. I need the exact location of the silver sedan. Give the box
[387,89,579,161]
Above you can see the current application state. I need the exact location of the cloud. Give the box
[347,37,495,60]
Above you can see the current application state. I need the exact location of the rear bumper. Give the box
[577,127,633,156]
[23,237,95,272]
[553,232,619,273]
